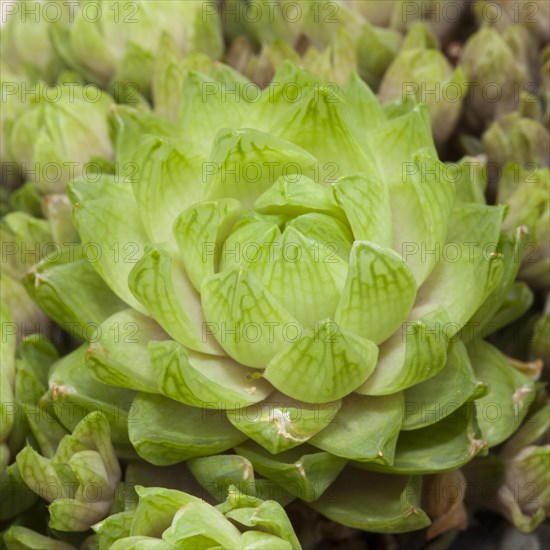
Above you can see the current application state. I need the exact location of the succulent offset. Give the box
[95,484,301,549]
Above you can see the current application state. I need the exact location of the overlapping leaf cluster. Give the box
[0,1,548,548]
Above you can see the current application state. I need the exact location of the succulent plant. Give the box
[0,306,68,526]
[483,113,550,171]
[2,2,550,543]
[94,484,301,549]
[0,0,69,83]
[223,4,470,149]
[464,391,549,533]
[6,82,114,196]
[15,411,121,532]
[51,0,223,96]
[473,0,550,46]
[222,0,403,88]
[460,24,538,130]
[478,113,549,290]
[16,61,540,533]
[378,23,467,147]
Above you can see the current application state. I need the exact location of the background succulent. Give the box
[6,82,114,196]
[50,0,223,98]
[95,485,301,549]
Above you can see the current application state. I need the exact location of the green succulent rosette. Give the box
[473,0,550,46]
[0,323,60,476]
[378,23,467,146]
[460,24,538,130]
[464,394,549,533]
[223,0,403,88]
[93,484,300,549]
[0,0,70,83]
[0,212,53,339]
[480,116,549,290]
[344,0,468,42]
[15,411,121,532]
[22,62,538,532]
[0,305,69,524]
[50,0,223,97]
[483,113,550,172]
[6,82,114,196]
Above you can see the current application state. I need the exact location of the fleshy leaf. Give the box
[234,442,346,503]
[357,307,450,395]
[332,173,392,247]
[130,486,200,537]
[86,310,168,392]
[239,531,293,549]
[246,225,348,327]
[69,176,149,312]
[411,204,505,332]
[226,392,342,454]
[335,241,417,343]
[468,340,536,447]
[201,267,297,368]
[308,468,430,533]
[287,213,353,261]
[357,404,486,474]
[152,339,273,408]
[387,151,455,285]
[310,393,403,463]
[93,511,133,549]
[109,105,176,168]
[129,393,247,466]
[219,217,281,274]
[109,536,165,549]
[128,244,222,354]
[204,128,319,207]
[273,83,374,179]
[465,227,530,340]
[187,455,256,502]
[1,526,75,550]
[27,253,125,341]
[341,71,386,135]
[162,500,242,548]
[174,198,242,292]
[264,321,378,403]
[220,488,301,549]
[254,175,343,219]
[132,136,205,244]
[178,71,247,154]
[402,341,483,430]
[48,346,136,458]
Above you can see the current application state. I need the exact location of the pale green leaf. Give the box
[336,241,416,343]
[264,321,378,403]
